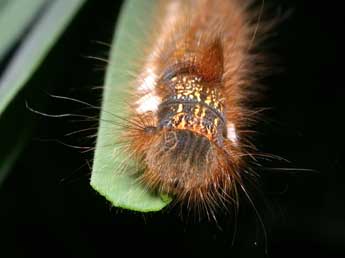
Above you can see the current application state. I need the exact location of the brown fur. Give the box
[120,0,273,218]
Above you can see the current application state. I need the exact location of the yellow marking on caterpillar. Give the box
[177,104,183,113]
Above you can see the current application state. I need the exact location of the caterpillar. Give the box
[114,0,275,218]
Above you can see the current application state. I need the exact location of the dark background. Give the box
[0,0,344,257]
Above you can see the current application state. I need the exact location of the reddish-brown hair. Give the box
[118,0,274,219]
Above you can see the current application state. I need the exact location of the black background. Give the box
[0,0,344,257]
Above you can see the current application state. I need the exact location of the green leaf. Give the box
[91,0,172,212]
[0,0,46,62]
[0,0,87,117]
[0,0,87,184]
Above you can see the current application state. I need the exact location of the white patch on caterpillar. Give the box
[136,93,161,114]
[227,122,238,144]
[138,67,158,92]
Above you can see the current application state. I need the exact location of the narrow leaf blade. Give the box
[0,0,87,183]
[91,0,171,212]
[0,0,46,62]
[0,0,87,116]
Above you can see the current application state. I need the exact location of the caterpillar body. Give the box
[119,0,272,217]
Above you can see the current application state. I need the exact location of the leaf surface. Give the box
[91,0,171,212]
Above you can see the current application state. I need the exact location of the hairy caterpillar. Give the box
[108,0,275,219]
